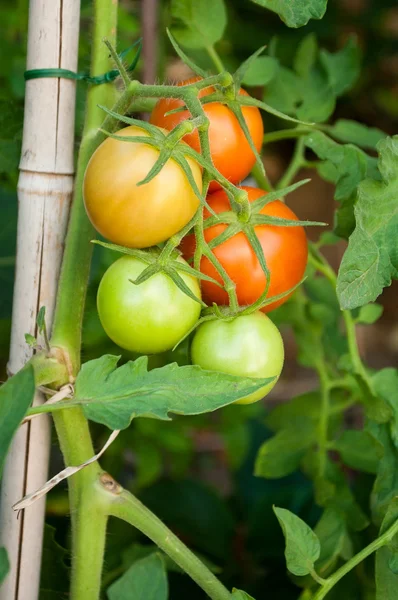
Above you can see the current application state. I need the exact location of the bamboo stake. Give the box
[0,1,80,599]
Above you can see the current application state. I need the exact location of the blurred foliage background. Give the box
[0,0,397,598]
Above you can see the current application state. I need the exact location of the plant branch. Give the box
[277,136,306,189]
[308,245,372,389]
[109,489,232,600]
[206,44,225,74]
[315,356,331,478]
[263,127,310,145]
[313,517,398,599]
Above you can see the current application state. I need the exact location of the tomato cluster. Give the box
[83,79,308,403]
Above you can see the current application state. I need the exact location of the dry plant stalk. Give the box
[0,1,80,598]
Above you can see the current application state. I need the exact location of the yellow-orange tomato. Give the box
[150,77,264,192]
[83,125,202,248]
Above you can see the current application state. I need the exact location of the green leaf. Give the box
[337,136,398,309]
[0,140,20,174]
[169,0,226,49]
[296,68,335,123]
[373,369,398,447]
[0,547,9,586]
[40,524,69,598]
[69,355,275,430]
[36,306,46,332]
[263,67,301,115]
[273,507,321,576]
[320,37,360,96]
[356,303,384,324]
[232,590,256,600]
[306,131,368,238]
[294,34,318,78]
[376,498,398,599]
[107,553,168,600]
[250,0,328,28]
[306,131,367,202]
[302,454,369,531]
[24,333,37,347]
[242,56,278,86]
[315,509,352,577]
[333,429,379,474]
[0,365,35,474]
[326,119,387,150]
[265,391,322,431]
[369,422,398,525]
[255,421,315,478]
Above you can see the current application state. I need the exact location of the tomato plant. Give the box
[84,124,202,248]
[1,1,398,600]
[150,77,263,191]
[181,186,308,311]
[97,255,201,354]
[191,312,284,404]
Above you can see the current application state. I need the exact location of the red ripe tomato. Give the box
[180,186,308,313]
[149,77,264,191]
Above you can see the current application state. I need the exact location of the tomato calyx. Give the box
[92,240,221,308]
[99,106,216,212]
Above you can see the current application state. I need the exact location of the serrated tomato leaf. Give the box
[305,131,369,238]
[73,355,274,430]
[326,119,387,150]
[250,0,328,28]
[337,136,398,309]
[320,36,360,96]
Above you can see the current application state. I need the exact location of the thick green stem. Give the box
[313,517,398,599]
[70,487,109,600]
[109,490,232,600]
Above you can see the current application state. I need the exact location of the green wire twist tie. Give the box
[24,40,141,85]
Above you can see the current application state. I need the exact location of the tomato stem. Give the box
[109,489,233,600]
[205,44,225,74]
[315,356,331,478]
[312,516,398,599]
[277,136,306,190]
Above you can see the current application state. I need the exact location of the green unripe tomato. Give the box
[190,311,284,404]
[97,255,201,354]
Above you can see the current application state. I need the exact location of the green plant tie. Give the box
[24,40,141,84]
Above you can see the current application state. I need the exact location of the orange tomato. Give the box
[150,77,264,192]
[180,186,308,312]
[83,125,202,248]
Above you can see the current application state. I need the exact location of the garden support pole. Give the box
[0,1,80,598]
